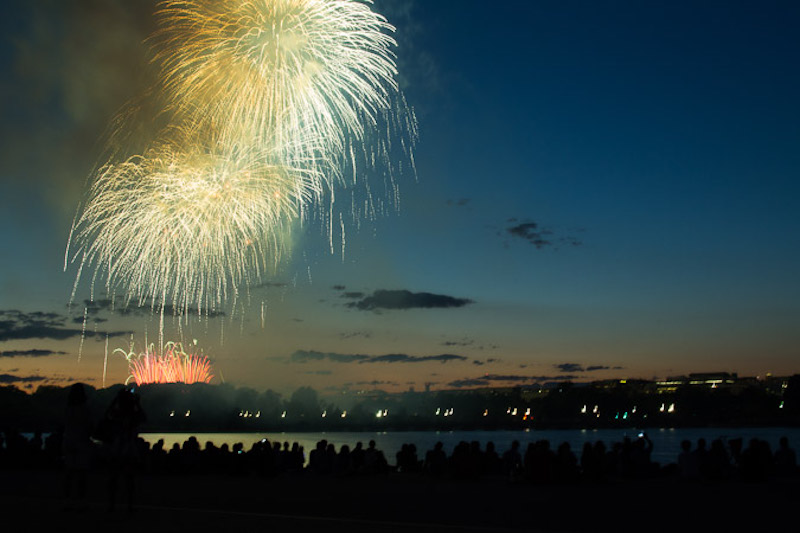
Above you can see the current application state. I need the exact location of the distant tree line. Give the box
[2,375,800,434]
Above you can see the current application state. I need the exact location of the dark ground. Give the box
[1,468,797,533]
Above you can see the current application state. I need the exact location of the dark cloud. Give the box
[291,350,467,364]
[555,363,619,373]
[292,350,369,363]
[0,373,47,384]
[472,357,500,366]
[346,289,473,311]
[362,353,466,364]
[0,310,130,342]
[504,220,583,249]
[447,373,580,388]
[555,363,585,373]
[441,339,474,347]
[0,349,67,358]
[342,292,365,299]
[507,222,554,249]
[448,378,491,388]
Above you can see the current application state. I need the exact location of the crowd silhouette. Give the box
[2,427,797,486]
[1,384,798,498]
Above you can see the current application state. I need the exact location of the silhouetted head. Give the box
[67,382,87,406]
[681,440,691,452]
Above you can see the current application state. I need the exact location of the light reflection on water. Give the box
[139,427,800,466]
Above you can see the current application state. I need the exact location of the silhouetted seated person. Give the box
[502,440,523,481]
[468,441,486,478]
[728,437,743,471]
[423,441,447,477]
[449,440,472,479]
[524,440,555,484]
[350,441,365,473]
[181,436,201,474]
[62,382,93,509]
[230,442,250,475]
[774,436,797,477]
[554,441,579,483]
[479,441,500,477]
[396,443,422,474]
[580,441,609,482]
[362,440,388,475]
[677,439,699,481]
[739,438,773,482]
[705,438,732,481]
[334,444,353,477]
[273,442,287,474]
[289,442,304,473]
[308,440,330,476]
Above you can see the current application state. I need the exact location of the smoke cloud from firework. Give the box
[66,0,417,316]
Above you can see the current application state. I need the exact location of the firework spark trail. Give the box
[67,0,416,317]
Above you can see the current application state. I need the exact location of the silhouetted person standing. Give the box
[103,388,146,512]
[62,383,93,509]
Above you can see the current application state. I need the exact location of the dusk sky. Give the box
[1,0,799,398]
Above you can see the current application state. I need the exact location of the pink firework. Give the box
[119,341,214,385]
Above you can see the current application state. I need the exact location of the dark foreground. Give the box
[1,468,798,533]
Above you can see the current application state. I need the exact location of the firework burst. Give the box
[150,0,410,174]
[67,0,416,315]
[69,130,319,312]
[119,341,215,385]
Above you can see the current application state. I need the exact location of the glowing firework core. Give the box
[119,342,214,385]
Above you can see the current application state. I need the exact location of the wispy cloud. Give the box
[554,363,621,373]
[345,289,473,311]
[0,310,130,342]
[447,373,579,388]
[0,373,47,384]
[291,350,467,364]
[502,219,583,249]
[0,349,67,358]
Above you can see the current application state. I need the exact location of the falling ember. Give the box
[117,341,215,385]
[102,335,109,388]
[77,307,88,363]
[260,300,266,329]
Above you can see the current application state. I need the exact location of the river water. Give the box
[139,427,800,466]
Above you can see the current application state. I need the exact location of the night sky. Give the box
[1,0,799,397]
